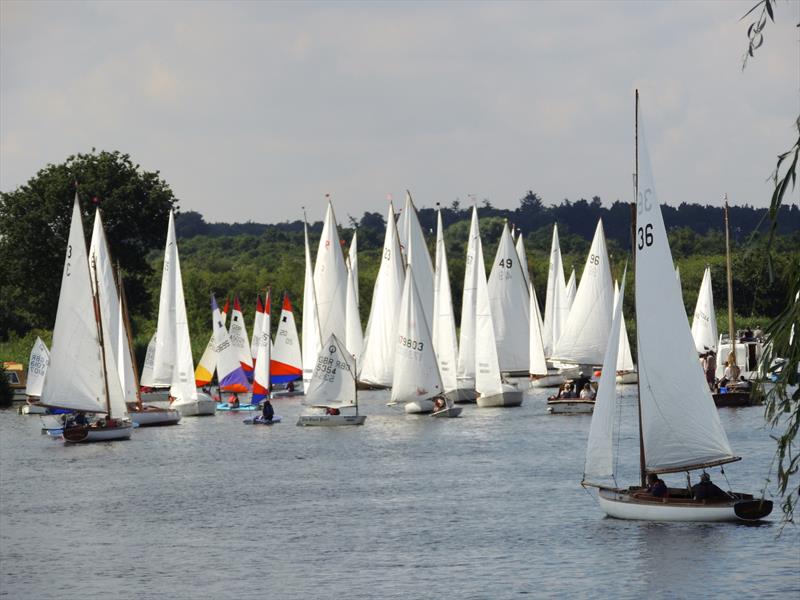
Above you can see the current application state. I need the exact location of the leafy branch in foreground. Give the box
[740,0,775,69]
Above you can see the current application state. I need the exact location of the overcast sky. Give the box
[1,1,798,224]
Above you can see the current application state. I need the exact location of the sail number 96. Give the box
[637,224,653,250]
[399,336,424,351]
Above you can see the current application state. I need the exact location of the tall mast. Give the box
[117,263,143,409]
[91,257,112,418]
[633,89,647,488]
[723,197,737,368]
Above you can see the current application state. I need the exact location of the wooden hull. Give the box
[62,422,133,443]
[127,405,181,427]
[296,414,366,426]
[547,398,595,414]
[713,391,760,408]
[597,487,772,522]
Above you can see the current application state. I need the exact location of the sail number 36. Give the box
[637,224,653,250]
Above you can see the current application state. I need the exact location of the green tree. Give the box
[0,150,177,337]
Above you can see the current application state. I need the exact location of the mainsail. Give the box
[474,230,503,398]
[305,334,356,406]
[271,292,303,383]
[313,200,348,344]
[542,225,568,356]
[432,208,459,394]
[691,267,718,353]
[456,206,480,388]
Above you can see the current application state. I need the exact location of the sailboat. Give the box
[358,201,405,389]
[345,259,363,362]
[270,292,304,395]
[565,269,577,310]
[301,214,322,390]
[531,225,574,388]
[551,219,615,374]
[581,92,771,522]
[454,206,481,402]
[399,191,435,328]
[432,204,463,403]
[229,296,254,380]
[712,199,761,407]
[691,267,718,354]
[251,289,272,405]
[40,196,133,442]
[142,211,215,416]
[390,266,461,417]
[89,210,180,427]
[613,280,638,385]
[475,223,523,408]
[19,337,50,414]
[212,294,254,410]
[313,199,348,346]
[297,333,366,426]
[250,294,265,368]
[195,298,229,388]
[487,222,530,376]
[528,283,549,385]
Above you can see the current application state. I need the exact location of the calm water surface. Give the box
[1,384,798,599]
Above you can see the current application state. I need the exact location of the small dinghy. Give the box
[216,401,258,411]
[547,377,596,414]
[430,404,462,418]
[243,415,282,425]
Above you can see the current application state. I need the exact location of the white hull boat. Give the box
[476,384,523,408]
[615,370,638,385]
[127,404,182,426]
[63,422,133,443]
[547,398,595,414]
[597,487,772,522]
[297,413,366,426]
[19,403,48,415]
[404,399,434,414]
[139,389,171,404]
[529,372,566,388]
[173,393,216,416]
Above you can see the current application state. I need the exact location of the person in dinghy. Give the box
[261,399,275,423]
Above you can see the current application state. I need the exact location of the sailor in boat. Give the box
[261,399,274,423]
[691,473,728,501]
[639,473,668,498]
[433,396,446,412]
[718,354,741,390]
[702,350,717,391]
[286,381,295,393]
[326,407,340,416]
[227,394,240,408]
[579,383,595,400]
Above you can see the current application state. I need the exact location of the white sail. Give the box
[584,271,627,483]
[488,223,530,373]
[515,231,532,290]
[566,268,577,309]
[25,337,49,397]
[474,233,503,398]
[195,301,228,387]
[228,296,253,376]
[140,334,156,388]
[145,210,181,388]
[167,221,198,406]
[40,196,107,414]
[252,291,271,402]
[456,206,480,388]
[614,281,636,373]
[391,266,443,404]
[358,202,405,387]
[691,267,718,353]
[542,225,568,356]
[88,210,128,419]
[250,295,265,364]
[345,263,363,360]
[349,231,359,308]
[302,219,322,388]
[313,200,348,345]
[271,293,303,382]
[212,294,250,392]
[635,107,735,473]
[305,334,357,406]
[117,301,139,404]
[529,283,548,376]
[551,220,614,366]
[432,208,459,394]
[401,191,435,329]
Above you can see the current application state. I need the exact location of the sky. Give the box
[1,0,798,224]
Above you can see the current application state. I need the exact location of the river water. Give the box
[1,384,798,599]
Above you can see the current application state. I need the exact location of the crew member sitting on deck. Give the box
[228,395,239,408]
[261,399,274,422]
[692,473,727,501]
[645,473,668,497]
[580,383,594,400]
[287,381,295,393]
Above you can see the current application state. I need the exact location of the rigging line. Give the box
[580,482,601,508]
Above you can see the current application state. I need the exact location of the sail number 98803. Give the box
[398,336,424,351]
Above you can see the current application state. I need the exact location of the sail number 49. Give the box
[637,224,653,250]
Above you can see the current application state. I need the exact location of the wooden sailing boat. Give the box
[297,333,366,426]
[581,92,772,522]
[712,199,760,407]
[40,196,133,442]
